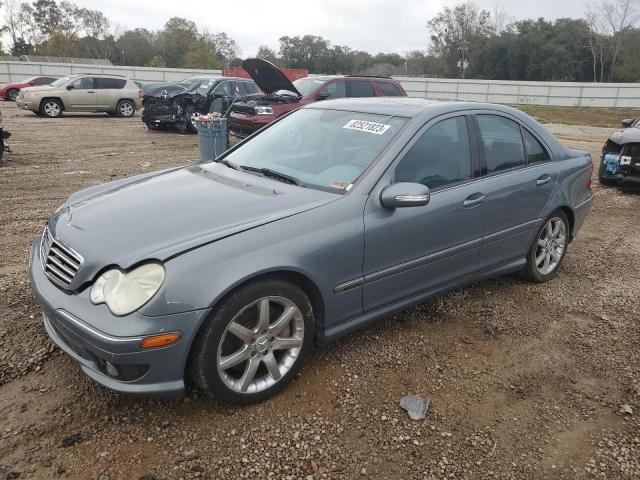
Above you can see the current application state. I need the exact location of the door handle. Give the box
[536,174,552,186]
[87,91,95,94]
[463,193,486,208]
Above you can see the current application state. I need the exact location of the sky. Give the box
[69,0,588,55]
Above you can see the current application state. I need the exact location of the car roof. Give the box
[304,97,527,120]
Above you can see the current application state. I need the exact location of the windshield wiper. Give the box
[217,159,239,170]
[239,166,302,186]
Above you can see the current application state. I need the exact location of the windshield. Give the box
[292,78,325,97]
[193,79,217,96]
[50,76,73,88]
[216,108,407,191]
[634,120,640,129]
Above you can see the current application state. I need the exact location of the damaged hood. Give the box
[48,163,337,287]
[243,58,301,97]
[609,126,640,145]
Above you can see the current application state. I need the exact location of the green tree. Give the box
[160,17,198,67]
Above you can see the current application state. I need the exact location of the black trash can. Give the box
[196,117,229,162]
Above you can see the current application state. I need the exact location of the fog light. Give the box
[140,332,181,349]
[105,361,119,377]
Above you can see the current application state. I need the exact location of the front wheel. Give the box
[40,99,63,118]
[598,161,617,186]
[521,211,570,283]
[190,279,314,405]
[184,105,201,133]
[6,89,18,102]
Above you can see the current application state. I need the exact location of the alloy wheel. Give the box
[216,296,304,394]
[190,111,200,128]
[44,101,61,117]
[7,89,18,101]
[119,102,134,117]
[535,217,567,275]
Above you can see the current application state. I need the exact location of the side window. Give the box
[94,78,126,89]
[349,80,375,98]
[523,129,551,164]
[213,81,231,96]
[395,116,473,190]
[476,115,526,174]
[376,82,402,96]
[232,81,243,95]
[71,77,93,89]
[245,82,260,94]
[319,80,346,99]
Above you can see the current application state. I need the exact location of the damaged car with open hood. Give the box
[229,58,407,138]
[599,117,640,188]
[142,76,261,133]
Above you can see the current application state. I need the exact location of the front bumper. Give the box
[142,113,184,126]
[229,113,274,138]
[16,99,33,111]
[29,241,211,397]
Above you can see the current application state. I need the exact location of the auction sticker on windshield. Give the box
[343,120,391,135]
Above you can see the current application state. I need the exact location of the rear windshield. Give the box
[218,108,407,192]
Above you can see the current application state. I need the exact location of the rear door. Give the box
[473,113,557,269]
[95,78,126,110]
[347,80,376,98]
[362,114,485,311]
[65,77,97,110]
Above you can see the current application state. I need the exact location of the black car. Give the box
[599,118,640,188]
[142,76,262,133]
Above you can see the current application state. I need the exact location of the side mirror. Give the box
[66,85,74,90]
[316,92,329,101]
[380,182,431,209]
[622,119,634,128]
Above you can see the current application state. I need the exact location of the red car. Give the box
[230,59,407,138]
[0,76,58,101]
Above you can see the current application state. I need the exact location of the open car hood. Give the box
[243,58,301,97]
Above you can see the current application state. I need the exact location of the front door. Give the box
[66,77,97,110]
[473,114,557,270]
[363,115,485,311]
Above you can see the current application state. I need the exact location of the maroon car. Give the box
[230,58,407,138]
[0,76,58,101]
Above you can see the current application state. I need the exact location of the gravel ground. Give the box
[0,102,638,480]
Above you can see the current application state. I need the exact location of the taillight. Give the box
[137,90,143,99]
[587,160,594,189]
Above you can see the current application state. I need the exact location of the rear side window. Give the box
[94,78,126,89]
[476,115,526,174]
[319,80,346,99]
[523,129,551,164]
[375,81,402,96]
[395,116,472,189]
[349,80,375,98]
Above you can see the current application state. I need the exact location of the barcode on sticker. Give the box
[343,120,391,135]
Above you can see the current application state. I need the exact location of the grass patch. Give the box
[513,105,639,128]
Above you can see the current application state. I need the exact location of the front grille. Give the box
[40,227,83,289]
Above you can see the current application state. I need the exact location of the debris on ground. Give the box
[399,394,431,420]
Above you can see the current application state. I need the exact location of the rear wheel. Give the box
[40,99,63,118]
[116,100,135,118]
[190,279,314,405]
[521,211,569,283]
[6,89,18,102]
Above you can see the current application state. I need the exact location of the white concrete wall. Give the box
[394,76,640,108]
[0,61,638,107]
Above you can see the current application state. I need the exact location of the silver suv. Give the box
[17,74,143,118]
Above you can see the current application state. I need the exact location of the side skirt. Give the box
[318,257,526,344]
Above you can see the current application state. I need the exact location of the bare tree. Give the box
[585,1,608,82]
[602,0,639,81]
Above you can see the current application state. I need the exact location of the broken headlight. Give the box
[90,263,165,316]
[254,106,274,115]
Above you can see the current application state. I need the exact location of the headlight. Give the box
[254,106,274,115]
[24,91,31,99]
[90,263,165,316]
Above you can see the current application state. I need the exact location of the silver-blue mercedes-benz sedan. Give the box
[29,98,593,404]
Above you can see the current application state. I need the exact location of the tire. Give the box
[6,89,18,102]
[598,161,617,186]
[190,279,314,405]
[116,100,135,118]
[184,105,201,133]
[521,210,570,283]
[107,111,117,117]
[40,99,63,118]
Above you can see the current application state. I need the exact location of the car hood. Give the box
[48,163,339,287]
[243,58,301,97]
[609,127,640,145]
